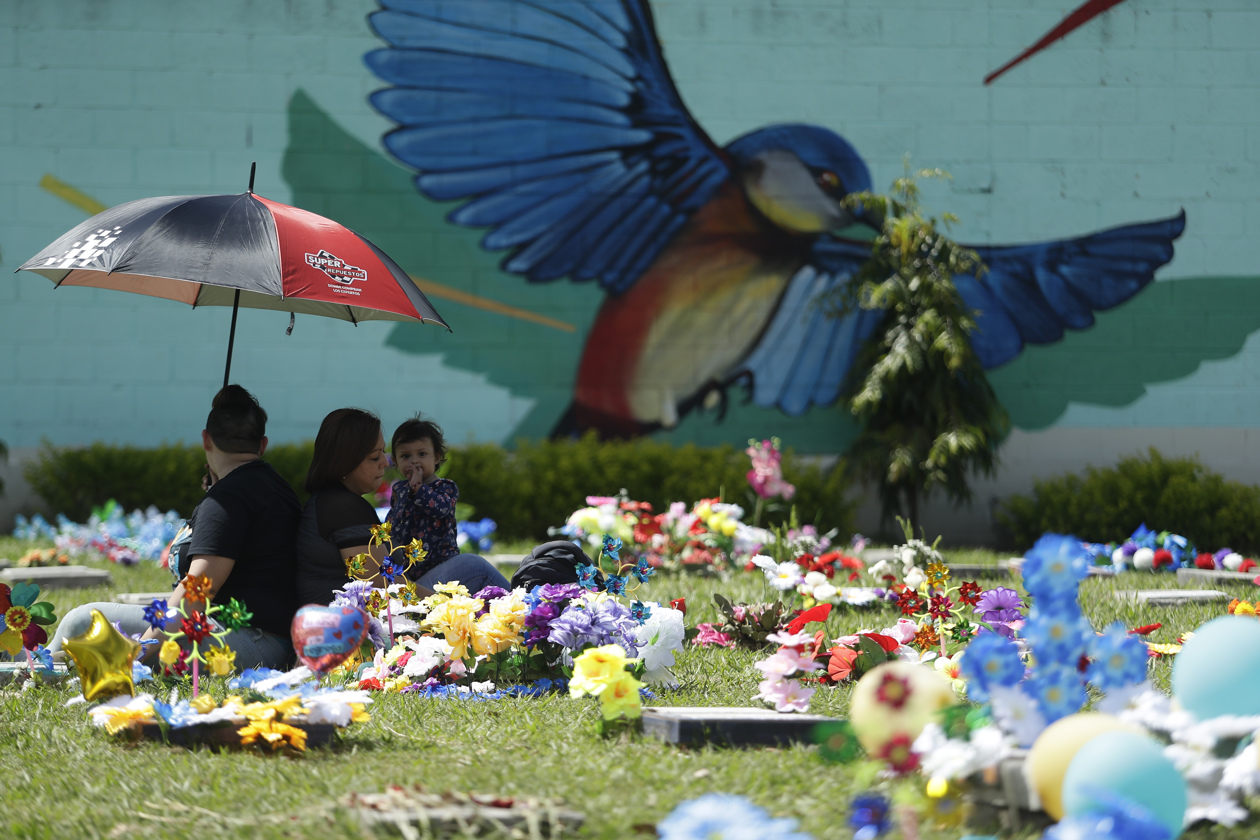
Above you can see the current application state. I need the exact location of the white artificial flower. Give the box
[838,588,880,606]
[868,558,892,579]
[989,685,1046,748]
[903,566,927,590]
[402,636,455,677]
[899,546,917,568]
[1223,552,1245,571]
[770,561,804,590]
[750,554,777,572]
[634,605,686,677]
[1132,547,1155,570]
[804,570,828,588]
[812,583,838,601]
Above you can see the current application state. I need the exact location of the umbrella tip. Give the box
[248,161,256,194]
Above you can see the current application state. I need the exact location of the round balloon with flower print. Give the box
[849,661,956,772]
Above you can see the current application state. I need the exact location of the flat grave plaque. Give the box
[0,559,10,570]
[861,548,899,563]
[116,591,172,606]
[641,705,838,747]
[0,565,111,589]
[948,563,1012,578]
[1112,589,1228,606]
[0,662,70,686]
[1176,568,1256,585]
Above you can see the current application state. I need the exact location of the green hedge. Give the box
[23,434,855,541]
[996,448,1260,554]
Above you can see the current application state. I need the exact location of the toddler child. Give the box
[386,416,459,579]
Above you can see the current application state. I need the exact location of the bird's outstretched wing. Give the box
[738,237,885,417]
[365,0,730,293]
[957,211,1186,368]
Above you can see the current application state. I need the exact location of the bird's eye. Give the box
[815,170,842,194]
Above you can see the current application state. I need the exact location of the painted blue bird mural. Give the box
[364,0,1185,437]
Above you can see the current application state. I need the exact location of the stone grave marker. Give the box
[0,662,70,686]
[0,565,111,589]
[1113,589,1229,607]
[0,558,10,571]
[116,592,171,606]
[641,705,838,747]
[1176,567,1256,586]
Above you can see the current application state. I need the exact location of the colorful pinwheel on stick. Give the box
[343,522,426,646]
[156,575,238,696]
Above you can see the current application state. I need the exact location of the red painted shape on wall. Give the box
[984,0,1130,85]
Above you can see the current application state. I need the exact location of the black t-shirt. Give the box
[294,484,380,607]
[176,459,301,636]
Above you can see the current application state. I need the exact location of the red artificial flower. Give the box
[863,633,901,653]
[180,611,213,644]
[397,651,412,668]
[794,553,816,570]
[1128,623,1162,636]
[1077,653,1091,674]
[875,672,913,710]
[358,678,384,691]
[1242,559,1258,573]
[1152,549,1173,569]
[1195,552,1216,570]
[957,581,982,607]
[669,598,686,616]
[826,647,860,683]
[787,603,833,635]
[878,734,920,774]
[620,500,653,513]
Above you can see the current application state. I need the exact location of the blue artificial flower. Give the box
[848,792,892,838]
[960,630,1025,703]
[630,601,652,624]
[1129,523,1156,548]
[605,574,628,596]
[602,534,622,562]
[576,564,600,591]
[1028,663,1088,725]
[633,556,654,583]
[1042,788,1170,840]
[142,598,168,631]
[228,667,285,690]
[1086,622,1149,690]
[131,660,153,683]
[1022,534,1090,600]
[1023,603,1090,668]
[657,794,814,840]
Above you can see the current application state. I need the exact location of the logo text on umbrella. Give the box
[305,250,367,285]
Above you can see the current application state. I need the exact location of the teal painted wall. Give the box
[2,1,1259,482]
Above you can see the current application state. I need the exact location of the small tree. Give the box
[829,169,1009,529]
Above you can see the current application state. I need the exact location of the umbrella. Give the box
[17,165,449,387]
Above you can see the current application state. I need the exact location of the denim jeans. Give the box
[49,602,294,671]
[414,553,510,593]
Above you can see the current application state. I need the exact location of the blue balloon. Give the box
[1061,730,1185,838]
[1172,616,1260,720]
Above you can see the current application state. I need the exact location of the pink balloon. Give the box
[291,604,369,674]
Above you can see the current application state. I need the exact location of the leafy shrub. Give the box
[996,448,1260,554]
[24,434,855,541]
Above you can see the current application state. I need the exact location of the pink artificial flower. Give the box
[882,619,919,646]
[585,495,617,506]
[692,623,734,648]
[745,438,796,501]
[756,677,815,713]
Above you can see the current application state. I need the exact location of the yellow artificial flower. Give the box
[422,595,482,660]
[98,704,157,735]
[203,645,237,677]
[570,644,636,697]
[190,694,218,714]
[220,696,246,715]
[472,615,520,656]
[720,519,738,537]
[598,671,643,721]
[1237,602,1257,617]
[242,695,307,723]
[349,703,371,724]
[434,582,470,597]
[158,640,182,666]
[239,719,308,752]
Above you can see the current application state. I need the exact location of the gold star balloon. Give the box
[63,609,142,702]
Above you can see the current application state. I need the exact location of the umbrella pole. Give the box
[223,289,241,389]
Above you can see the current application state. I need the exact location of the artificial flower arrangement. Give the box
[691,593,792,649]
[16,547,71,567]
[350,534,687,698]
[1081,522,1258,573]
[0,582,58,676]
[824,533,1260,837]
[567,643,644,734]
[14,499,182,565]
[751,606,833,713]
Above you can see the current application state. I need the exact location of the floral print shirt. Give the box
[386,477,460,576]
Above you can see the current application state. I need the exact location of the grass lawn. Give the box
[2,535,1259,839]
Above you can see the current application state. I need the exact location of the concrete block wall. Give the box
[1,0,1259,543]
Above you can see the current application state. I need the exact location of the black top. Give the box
[295,484,379,607]
[175,459,301,637]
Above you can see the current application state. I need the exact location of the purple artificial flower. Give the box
[474,585,509,603]
[1215,547,1233,567]
[535,582,583,603]
[1120,541,1139,557]
[974,587,1023,624]
[547,606,595,650]
[331,579,374,611]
